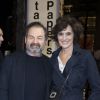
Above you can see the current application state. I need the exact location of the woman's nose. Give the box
[63,34,67,40]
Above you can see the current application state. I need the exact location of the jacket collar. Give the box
[52,44,81,59]
[51,44,82,76]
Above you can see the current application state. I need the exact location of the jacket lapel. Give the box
[42,55,52,100]
[52,45,81,80]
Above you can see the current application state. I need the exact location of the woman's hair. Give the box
[52,15,84,44]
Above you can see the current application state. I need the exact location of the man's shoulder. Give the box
[5,50,26,60]
[42,54,50,60]
[42,54,53,73]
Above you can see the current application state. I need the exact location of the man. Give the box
[0,22,52,100]
[0,28,4,62]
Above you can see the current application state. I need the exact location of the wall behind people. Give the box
[94,4,100,50]
[26,0,61,57]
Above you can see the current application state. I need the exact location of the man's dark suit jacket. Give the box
[0,51,52,100]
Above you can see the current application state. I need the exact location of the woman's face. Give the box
[57,25,74,49]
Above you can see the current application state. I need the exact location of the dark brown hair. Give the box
[52,15,84,44]
[25,22,48,40]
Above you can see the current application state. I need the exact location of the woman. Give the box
[50,15,100,100]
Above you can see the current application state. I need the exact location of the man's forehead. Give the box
[29,26,44,31]
[28,27,44,34]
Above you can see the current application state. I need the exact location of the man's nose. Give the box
[33,38,38,43]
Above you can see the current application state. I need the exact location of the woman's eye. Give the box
[58,32,63,36]
[67,32,72,35]
[58,32,72,36]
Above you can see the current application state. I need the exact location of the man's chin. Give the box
[31,48,41,53]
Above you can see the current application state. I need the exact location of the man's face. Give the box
[0,28,4,46]
[25,26,46,56]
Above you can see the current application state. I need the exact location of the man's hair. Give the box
[25,22,48,40]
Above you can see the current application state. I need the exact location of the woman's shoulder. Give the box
[79,48,92,56]
[52,48,61,57]
[76,48,95,63]
[74,44,92,55]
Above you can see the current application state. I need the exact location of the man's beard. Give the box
[30,43,41,53]
[26,43,42,57]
